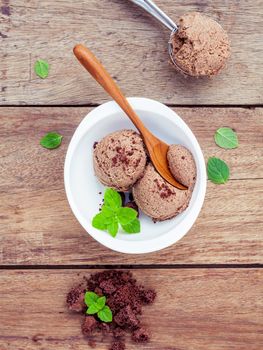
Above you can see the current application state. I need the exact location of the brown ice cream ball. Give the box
[167,144,196,188]
[93,129,147,192]
[132,163,193,221]
[170,12,230,77]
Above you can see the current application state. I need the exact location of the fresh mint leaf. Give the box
[101,205,116,221]
[87,303,100,315]
[92,213,108,230]
[117,207,137,225]
[40,132,62,149]
[104,188,122,210]
[122,218,140,234]
[85,292,113,323]
[96,296,106,310]
[92,206,117,235]
[207,157,230,184]
[91,188,141,238]
[34,59,49,79]
[98,306,113,323]
[107,218,119,238]
[214,127,238,149]
[85,291,98,307]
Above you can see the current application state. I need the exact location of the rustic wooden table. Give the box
[1,1,262,349]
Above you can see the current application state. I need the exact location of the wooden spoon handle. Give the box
[73,44,148,136]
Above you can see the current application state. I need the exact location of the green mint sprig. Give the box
[84,291,112,323]
[92,188,140,237]
[34,59,49,79]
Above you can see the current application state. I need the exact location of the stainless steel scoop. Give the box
[130,0,187,74]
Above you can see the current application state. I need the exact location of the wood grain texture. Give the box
[0,0,262,105]
[0,269,262,350]
[0,107,262,265]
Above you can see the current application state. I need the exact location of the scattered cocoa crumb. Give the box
[82,316,98,336]
[100,279,117,295]
[112,156,118,166]
[115,305,139,329]
[99,322,111,334]
[94,287,103,296]
[119,154,129,165]
[154,178,175,199]
[110,340,125,350]
[132,327,149,342]
[115,146,123,153]
[67,270,156,350]
[88,339,97,348]
[113,327,125,339]
[93,142,98,149]
[160,187,174,199]
[112,151,130,166]
[134,158,141,167]
[139,287,156,304]
[66,285,86,312]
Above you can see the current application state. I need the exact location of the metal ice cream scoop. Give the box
[130,0,187,75]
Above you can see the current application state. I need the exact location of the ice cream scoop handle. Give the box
[73,44,151,138]
[130,0,177,32]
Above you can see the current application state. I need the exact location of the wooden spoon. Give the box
[73,44,187,190]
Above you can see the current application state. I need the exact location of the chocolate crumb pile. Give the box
[66,270,156,350]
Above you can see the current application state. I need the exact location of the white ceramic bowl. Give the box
[64,97,206,254]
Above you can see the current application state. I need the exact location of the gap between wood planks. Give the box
[0,264,262,270]
[0,104,262,108]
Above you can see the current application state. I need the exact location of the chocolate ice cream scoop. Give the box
[170,12,230,77]
[93,130,147,192]
[131,0,230,77]
[167,144,196,188]
[132,163,194,221]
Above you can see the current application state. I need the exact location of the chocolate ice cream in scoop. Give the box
[130,1,230,77]
[170,12,230,77]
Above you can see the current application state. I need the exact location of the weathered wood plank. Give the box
[0,107,262,265]
[0,0,262,105]
[0,269,262,350]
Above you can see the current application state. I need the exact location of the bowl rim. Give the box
[64,97,207,254]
